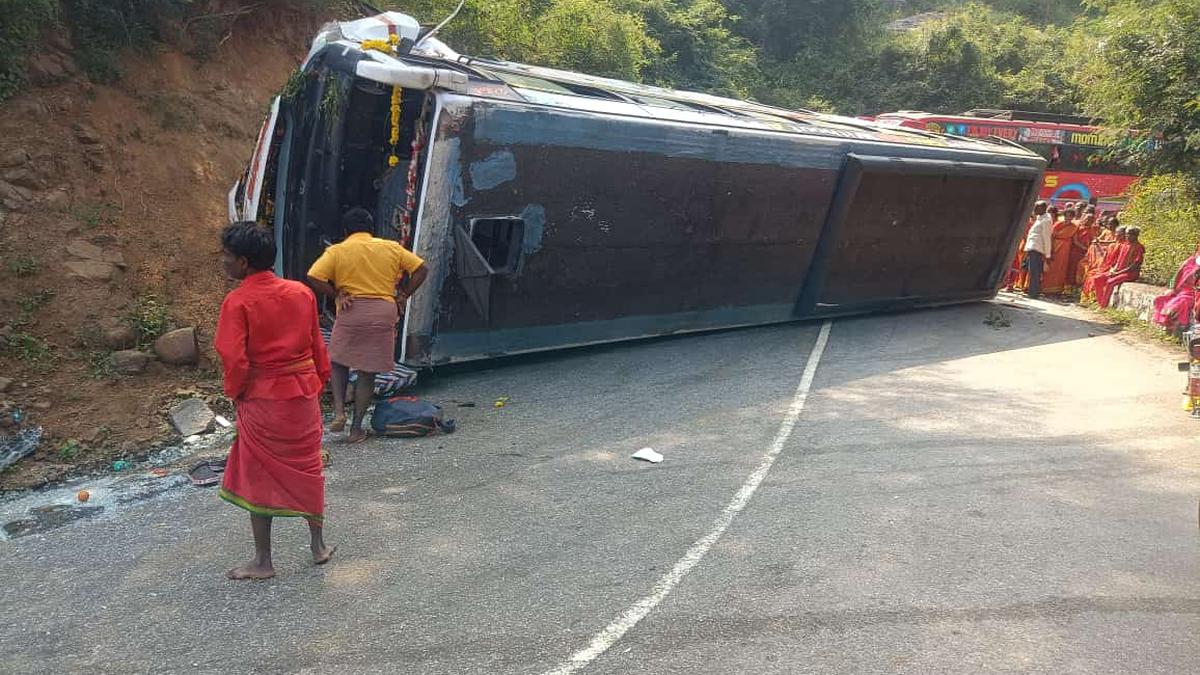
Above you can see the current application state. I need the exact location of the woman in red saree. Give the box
[1078,216,1117,291]
[1152,243,1200,332]
[1067,208,1098,294]
[1041,207,1079,296]
[1094,227,1146,308]
[1081,224,1125,301]
[215,222,335,580]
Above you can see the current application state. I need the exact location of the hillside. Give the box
[0,6,327,488]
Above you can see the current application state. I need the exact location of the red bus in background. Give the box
[875,109,1139,211]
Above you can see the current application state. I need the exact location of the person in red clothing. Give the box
[1094,227,1146,309]
[214,222,335,580]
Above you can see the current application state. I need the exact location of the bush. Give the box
[1120,174,1200,286]
[0,0,58,102]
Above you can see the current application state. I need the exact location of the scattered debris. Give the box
[983,309,1012,329]
[214,415,232,428]
[0,426,42,471]
[189,459,226,487]
[494,396,511,408]
[632,447,664,463]
[111,459,130,472]
[169,398,215,436]
[77,490,90,503]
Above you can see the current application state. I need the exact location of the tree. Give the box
[531,0,659,80]
[1076,0,1200,178]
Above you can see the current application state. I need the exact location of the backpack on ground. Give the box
[370,396,456,438]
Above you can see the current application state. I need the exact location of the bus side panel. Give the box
[412,101,842,363]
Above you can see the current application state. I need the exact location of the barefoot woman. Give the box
[215,222,335,580]
[307,208,428,443]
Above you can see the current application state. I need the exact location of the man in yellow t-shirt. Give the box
[307,208,428,443]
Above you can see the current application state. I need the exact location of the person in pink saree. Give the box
[1152,243,1200,333]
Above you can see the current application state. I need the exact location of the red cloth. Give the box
[1081,240,1124,300]
[1094,243,1145,308]
[1041,218,1078,295]
[220,397,325,523]
[214,271,331,401]
[1068,223,1097,288]
[214,271,331,523]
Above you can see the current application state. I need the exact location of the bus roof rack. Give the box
[962,109,1101,126]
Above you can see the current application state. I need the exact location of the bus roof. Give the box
[315,13,1039,160]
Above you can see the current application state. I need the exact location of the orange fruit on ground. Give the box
[77,490,90,503]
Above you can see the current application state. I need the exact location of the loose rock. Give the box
[42,189,69,211]
[101,324,137,350]
[153,327,199,366]
[3,168,45,191]
[0,181,32,202]
[170,398,215,436]
[30,400,51,411]
[65,260,119,282]
[111,350,150,375]
[0,149,29,168]
[0,377,11,393]
[27,54,65,83]
[73,124,103,145]
[67,239,125,267]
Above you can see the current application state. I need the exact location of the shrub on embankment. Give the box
[1120,174,1200,287]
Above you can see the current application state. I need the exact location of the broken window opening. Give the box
[470,217,525,275]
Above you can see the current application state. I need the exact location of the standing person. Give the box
[215,222,335,581]
[307,208,429,444]
[1079,216,1118,295]
[1068,206,1098,294]
[1094,227,1146,308]
[1041,206,1079,296]
[1023,201,1053,298]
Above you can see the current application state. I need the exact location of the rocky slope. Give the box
[0,7,330,489]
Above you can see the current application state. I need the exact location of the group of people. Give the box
[1007,198,1144,309]
[213,210,427,580]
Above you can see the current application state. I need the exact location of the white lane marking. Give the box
[543,321,834,675]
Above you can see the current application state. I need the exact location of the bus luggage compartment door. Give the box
[796,153,1041,317]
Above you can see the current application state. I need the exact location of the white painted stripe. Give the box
[542,320,834,675]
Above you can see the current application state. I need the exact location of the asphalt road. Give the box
[3,297,1199,674]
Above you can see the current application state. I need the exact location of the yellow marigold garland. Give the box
[361,34,404,168]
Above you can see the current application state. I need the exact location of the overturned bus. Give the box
[229,12,1045,366]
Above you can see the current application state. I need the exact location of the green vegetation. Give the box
[15,289,55,324]
[1119,174,1200,286]
[58,439,80,460]
[75,201,120,229]
[0,331,58,371]
[0,0,56,101]
[126,293,171,347]
[1099,307,1182,346]
[5,254,40,277]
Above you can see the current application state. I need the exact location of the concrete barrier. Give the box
[1110,281,1167,322]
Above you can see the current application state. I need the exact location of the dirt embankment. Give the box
[0,8,329,489]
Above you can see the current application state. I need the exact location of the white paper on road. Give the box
[631,448,663,463]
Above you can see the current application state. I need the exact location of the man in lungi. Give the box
[307,208,428,443]
[215,222,335,580]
